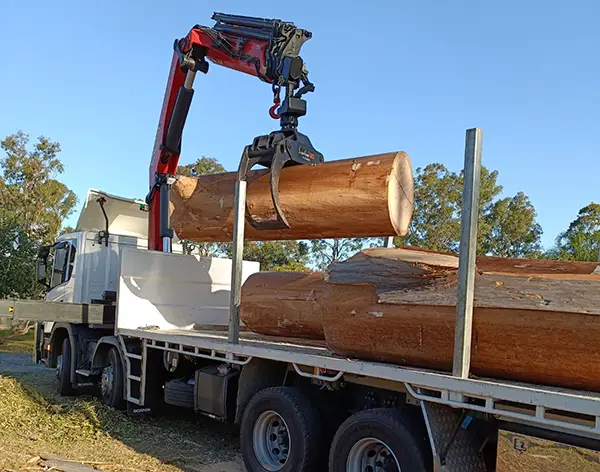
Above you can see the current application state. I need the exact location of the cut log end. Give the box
[388,152,415,237]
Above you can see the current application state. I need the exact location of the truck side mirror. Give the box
[36,245,51,288]
[36,258,48,287]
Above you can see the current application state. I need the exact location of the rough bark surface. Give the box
[170,152,414,242]
[322,247,600,392]
[241,272,326,339]
[327,248,600,313]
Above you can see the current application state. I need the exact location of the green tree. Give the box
[310,238,376,270]
[0,131,77,244]
[396,163,542,257]
[176,157,227,256]
[227,240,310,271]
[59,226,76,236]
[0,213,42,299]
[0,131,77,299]
[399,163,465,252]
[548,203,600,261]
[177,156,225,177]
[481,192,542,257]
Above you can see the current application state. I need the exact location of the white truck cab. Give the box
[40,189,150,305]
[36,189,204,336]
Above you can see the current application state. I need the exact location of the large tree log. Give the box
[322,248,600,392]
[170,152,414,242]
[241,272,325,339]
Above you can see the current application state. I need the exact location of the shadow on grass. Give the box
[1,365,241,472]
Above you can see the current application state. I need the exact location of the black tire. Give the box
[240,386,325,472]
[164,378,195,408]
[100,347,126,410]
[329,408,431,472]
[56,337,73,396]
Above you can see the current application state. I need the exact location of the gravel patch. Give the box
[0,352,46,373]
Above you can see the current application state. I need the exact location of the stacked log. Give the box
[323,248,600,392]
[241,271,325,339]
[241,247,600,391]
[169,152,414,242]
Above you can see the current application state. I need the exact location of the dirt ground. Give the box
[0,351,245,472]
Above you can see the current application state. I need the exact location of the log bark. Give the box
[241,272,325,339]
[322,247,600,392]
[170,152,414,242]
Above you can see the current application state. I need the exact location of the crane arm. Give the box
[148,12,321,251]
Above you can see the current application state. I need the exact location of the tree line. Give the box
[1,131,598,299]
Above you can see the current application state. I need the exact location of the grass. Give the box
[0,364,241,471]
[497,431,600,472]
[0,327,35,353]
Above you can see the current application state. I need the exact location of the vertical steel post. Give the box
[452,128,483,379]
[229,179,247,344]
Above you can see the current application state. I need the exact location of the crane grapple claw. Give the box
[238,129,323,231]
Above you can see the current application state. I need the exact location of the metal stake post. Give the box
[452,128,483,379]
[228,179,247,344]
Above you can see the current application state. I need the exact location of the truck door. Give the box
[46,239,77,302]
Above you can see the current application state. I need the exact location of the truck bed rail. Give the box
[1,299,112,324]
[119,327,600,440]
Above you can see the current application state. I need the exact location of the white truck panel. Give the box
[81,232,146,303]
[117,248,259,331]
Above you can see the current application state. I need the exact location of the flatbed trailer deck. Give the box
[119,326,600,440]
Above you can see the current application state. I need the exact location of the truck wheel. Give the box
[164,378,195,408]
[56,337,73,396]
[329,408,430,472]
[100,347,126,409]
[240,386,325,472]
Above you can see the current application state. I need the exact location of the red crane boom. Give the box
[148,12,322,251]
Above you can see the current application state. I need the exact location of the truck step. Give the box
[125,353,142,360]
[128,375,141,382]
[75,369,91,377]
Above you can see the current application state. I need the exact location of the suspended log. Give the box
[169,152,414,242]
[241,272,325,339]
[322,247,600,392]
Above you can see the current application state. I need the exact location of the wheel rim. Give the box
[347,437,401,472]
[101,363,114,399]
[252,410,291,471]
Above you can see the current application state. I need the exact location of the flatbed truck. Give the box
[3,131,600,472]
[4,11,599,470]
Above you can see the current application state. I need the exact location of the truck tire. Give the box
[329,408,430,472]
[56,337,73,396]
[100,347,126,410]
[240,386,325,472]
[164,378,195,408]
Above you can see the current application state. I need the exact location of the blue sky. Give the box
[1,0,598,247]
